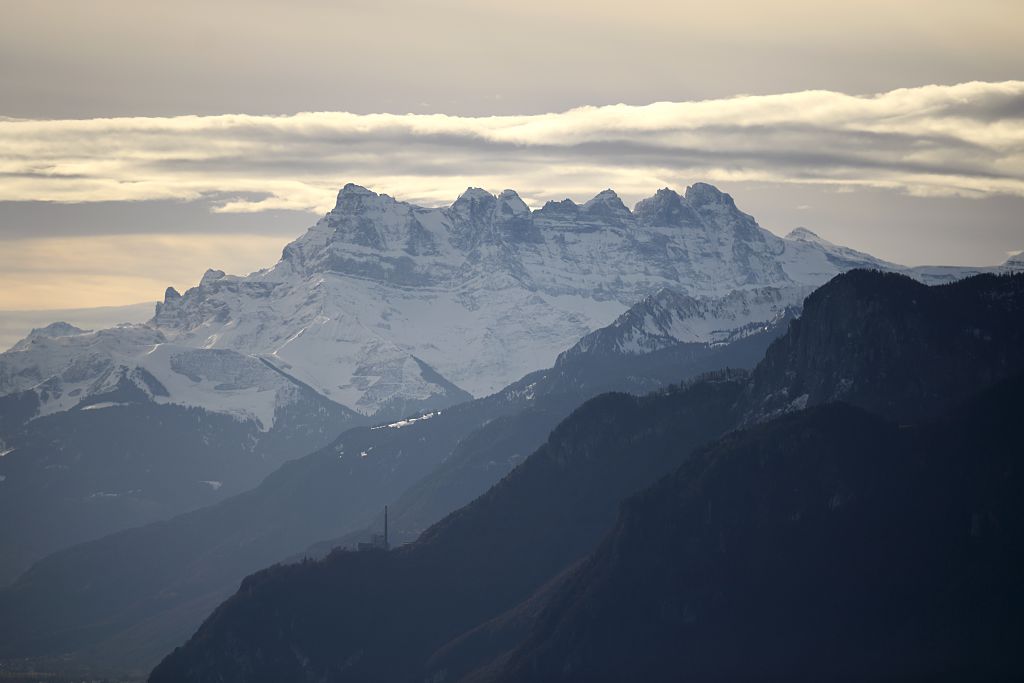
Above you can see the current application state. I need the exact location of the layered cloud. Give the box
[2,81,1023,213]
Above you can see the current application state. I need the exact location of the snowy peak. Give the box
[684,182,736,209]
[445,187,497,248]
[496,189,529,216]
[5,180,1000,423]
[490,188,541,243]
[453,186,495,205]
[634,188,700,227]
[786,227,825,243]
[449,187,537,240]
[200,269,227,286]
[0,319,349,431]
[276,181,798,286]
[26,321,87,340]
[1005,251,1024,268]
[684,182,758,230]
[325,184,409,247]
[450,188,529,223]
[8,321,91,359]
[1,324,166,416]
[449,187,495,223]
[582,189,631,219]
[333,182,391,212]
[781,225,894,274]
[560,285,805,360]
[319,183,415,251]
[536,198,579,219]
[134,180,974,415]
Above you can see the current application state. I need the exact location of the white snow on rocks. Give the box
[372,410,441,430]
[566,286,809,359]
[2,182,1007,422]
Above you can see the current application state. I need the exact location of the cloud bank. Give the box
[2,81,1023,213]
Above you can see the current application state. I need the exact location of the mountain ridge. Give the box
[146,270,1024,683]
[487,373,1024,682]
[6,182,1014,425]
[0,282,790,675]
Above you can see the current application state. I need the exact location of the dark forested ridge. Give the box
[747,269,1024,422]
[490,373,1024,682]
[150,271,1024,683]
[152,377,747,683]
[299,325,788,559]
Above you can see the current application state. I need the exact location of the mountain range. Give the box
[5,182,1018,427]
[0,181,922,582]
[1,181,1022,681]
[0,283,792,676]
[148,270,1024,683]
[487,374,1024,682]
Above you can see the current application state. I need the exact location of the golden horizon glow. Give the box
[0,234,291,310]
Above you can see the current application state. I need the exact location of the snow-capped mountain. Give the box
[150,182,813,415]
[783,227,1023,285]
[2,182,1017,421]
[561,286,806,359]
[0,323,322,430]
[140,182,871,415]
[0,324,366,584]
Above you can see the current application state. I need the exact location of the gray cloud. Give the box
[1,81,1023,216]
[2,0,1022,119]
[0,198,310,239]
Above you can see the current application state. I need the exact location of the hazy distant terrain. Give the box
[0,302,154,351]
[150,271,1024,683]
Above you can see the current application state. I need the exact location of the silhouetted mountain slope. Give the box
[149,271,1024,683]
[491,374,1024,683]
[300,402,577,557]
[0,292,783,676]
[0,393,519,671]
[302,319,790,559]
[748,270,1024,423]
[150,377,747,683]
[423,561,583,683]
[0,389,361,584]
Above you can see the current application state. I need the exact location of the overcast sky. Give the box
[1,0,1022,312]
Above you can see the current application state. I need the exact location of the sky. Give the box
[0,0,1022,313]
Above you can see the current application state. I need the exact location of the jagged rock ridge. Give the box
[4,182,1019,421]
